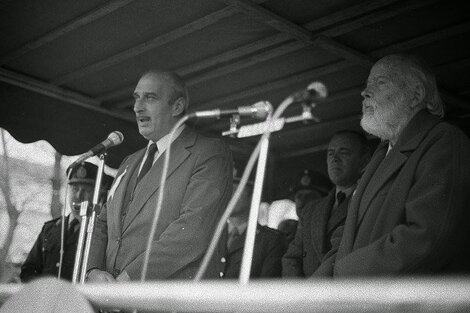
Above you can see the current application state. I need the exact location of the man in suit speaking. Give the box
[86,70,233,281]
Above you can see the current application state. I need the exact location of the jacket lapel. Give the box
[111,152,143,232]
[309,190,335,259]
[122,128,195,232]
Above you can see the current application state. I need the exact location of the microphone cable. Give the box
[194,90,301,280]
[140,115,190,281]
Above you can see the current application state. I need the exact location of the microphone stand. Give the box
[72,201,91,284]
[71,153,107,284]
[239,127,270,284]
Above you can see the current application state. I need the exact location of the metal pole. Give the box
[72,202,89,284]
[239,133,270,284]
[78,154,106,283]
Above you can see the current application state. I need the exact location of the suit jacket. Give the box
[21,216,79,282]
[88,127,233,280]
[282,189,350,277]
[315,110,470,277]
[223,225,287,279]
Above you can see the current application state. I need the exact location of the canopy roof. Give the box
[1,0,469,174]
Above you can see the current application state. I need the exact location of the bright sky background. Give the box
[0,129,117,175]
[0,130,76,167]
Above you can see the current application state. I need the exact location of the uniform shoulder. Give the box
[43,217,62,229]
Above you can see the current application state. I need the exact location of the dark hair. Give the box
[142,70,189,114]
[332,129,370,156]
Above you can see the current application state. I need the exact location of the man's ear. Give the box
[172,97,187,117]
[410,82,425,109]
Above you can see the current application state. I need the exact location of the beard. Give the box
[360,98,411,142]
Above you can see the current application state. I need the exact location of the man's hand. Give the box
[86,269,116,283]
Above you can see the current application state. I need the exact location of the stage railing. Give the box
[1,278,470,312]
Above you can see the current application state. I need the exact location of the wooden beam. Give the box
[186,40,308,86]
[183,0,433,88]
[278,114,362,159]
[371,21,470,58]
[98,33,292,102]
[190,60,353,110]
[100,0,403,105]
[0,0,135,65]
[314,36,374,67]
[435,57,470,74]
[319,0,439,38]
[111,60,354,110]
[221,0,312,42]
[51,7,239,85]
[0,68,133,122]
[227,0,437,64]
[166,20,470,114]
[303,0,399,31]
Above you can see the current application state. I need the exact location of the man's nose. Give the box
[361,87,371,99]
[133,98,143,113]
[331,151,341,162]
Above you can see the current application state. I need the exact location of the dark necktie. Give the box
[67,218,79,236]
[137,143,158,184]
[337,191,346,206]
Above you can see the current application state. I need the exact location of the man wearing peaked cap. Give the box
[20,162,113,282]
[291,169,332,214]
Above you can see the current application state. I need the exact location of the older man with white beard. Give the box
[314,54,470,277]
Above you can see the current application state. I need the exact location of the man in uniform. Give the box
[20,162,113,282]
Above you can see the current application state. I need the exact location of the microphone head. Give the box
[252,101,273,120]
[307,81,328,99]
[107,131,124,146]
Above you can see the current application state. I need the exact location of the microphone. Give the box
[291,81,328,103]
[191,101,273,120]
[68,131,124,169]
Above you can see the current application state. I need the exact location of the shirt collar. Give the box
[335,184,356,198]
[146,124,185,157]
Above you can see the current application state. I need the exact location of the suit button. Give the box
[56,262,60,268]
[220,257,226,263]
[302,251,307,258]
[116,237,121,243]
[219,272,224,278]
